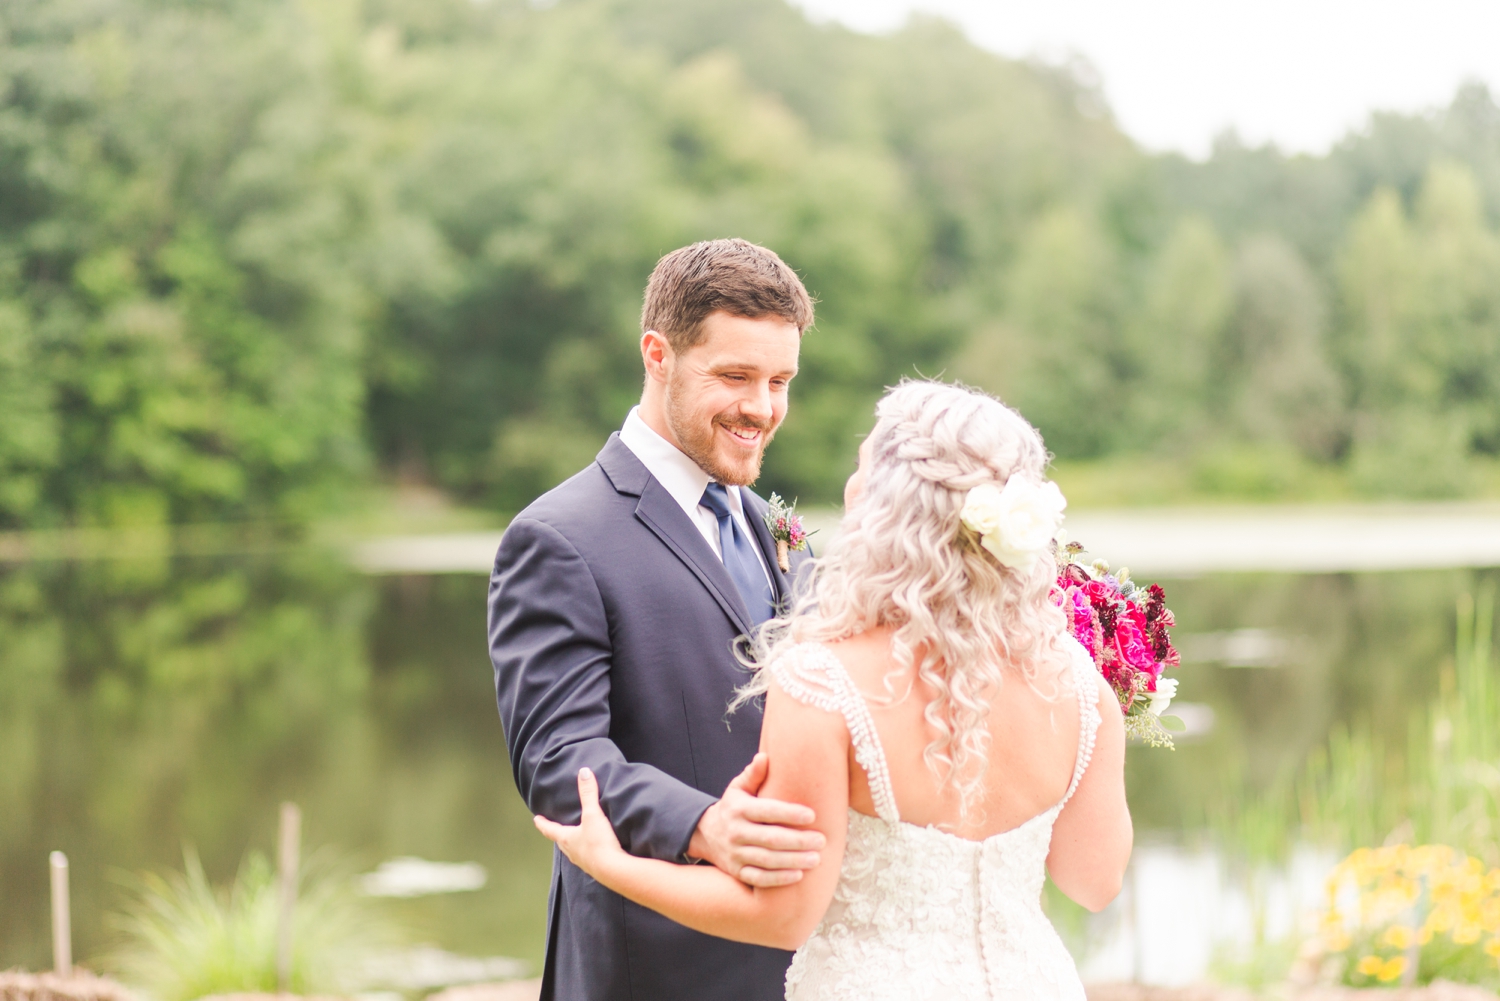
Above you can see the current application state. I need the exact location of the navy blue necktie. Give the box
[700,483,776,626]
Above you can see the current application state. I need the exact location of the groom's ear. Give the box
[640,329,673,383]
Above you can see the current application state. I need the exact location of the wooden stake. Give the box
[50,851,71,977]
[276,802,301,994]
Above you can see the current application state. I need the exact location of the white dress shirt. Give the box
[619,407,772,586]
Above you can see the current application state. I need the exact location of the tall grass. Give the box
[110,848,396,1001]
[1303,586,1499,861]
[1213,586,1500,865]
[1204,589,1499,986]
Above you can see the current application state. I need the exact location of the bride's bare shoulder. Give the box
[817,627,910,696]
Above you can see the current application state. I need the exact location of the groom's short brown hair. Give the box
[642,238,815,352]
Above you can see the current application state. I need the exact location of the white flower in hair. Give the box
[960,477,1067,569]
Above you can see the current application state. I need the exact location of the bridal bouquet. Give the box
[1053,541,1182,748]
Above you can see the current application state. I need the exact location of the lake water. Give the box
[1,552,1495,981]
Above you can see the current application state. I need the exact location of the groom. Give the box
[488,239,823,1000]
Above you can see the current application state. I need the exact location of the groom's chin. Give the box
[707,449,765,487]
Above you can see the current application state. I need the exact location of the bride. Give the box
[534,380,1132,1000]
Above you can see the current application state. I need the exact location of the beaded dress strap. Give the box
[1059,637,1103,808]
[768,643,900,823]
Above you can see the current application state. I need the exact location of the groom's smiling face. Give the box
[657,310,801,486]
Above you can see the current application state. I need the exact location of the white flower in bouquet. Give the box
[1148,677,1178,716]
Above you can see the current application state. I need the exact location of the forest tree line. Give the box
[3,0,1500,527]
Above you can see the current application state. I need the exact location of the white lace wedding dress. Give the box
[768,639,1102,1001]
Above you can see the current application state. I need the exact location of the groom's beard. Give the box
[665,377,778,487]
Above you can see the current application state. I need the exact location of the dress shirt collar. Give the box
[619,407,748,520]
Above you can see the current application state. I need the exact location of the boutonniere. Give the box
[763,493,815,572]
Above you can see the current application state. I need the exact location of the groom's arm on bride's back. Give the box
[488,516,715,862]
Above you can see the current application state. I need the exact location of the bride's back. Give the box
[747,381,1130,1001]
[745,379,1130,924]
[827,626,1083,841]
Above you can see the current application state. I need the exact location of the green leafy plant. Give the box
[110,848,396,1001]
[1208,932,1302,991]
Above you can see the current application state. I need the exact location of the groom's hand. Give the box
[688,752,824,888]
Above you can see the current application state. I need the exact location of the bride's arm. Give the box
[1046,673,1132,911]
[535,681,850,950]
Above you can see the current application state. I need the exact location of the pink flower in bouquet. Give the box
[1114,607,1161,686]
[1051,544,1181,748]
[1067,590,1101,661]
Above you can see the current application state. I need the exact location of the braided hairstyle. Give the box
[738,379,1072,820]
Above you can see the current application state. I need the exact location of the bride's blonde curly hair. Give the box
[737,379,1073,816]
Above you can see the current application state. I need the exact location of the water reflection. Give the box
[0,558,1494,978]
[1124,570,1489,834]
[1077,842,1340,985]
[0,557,550,972]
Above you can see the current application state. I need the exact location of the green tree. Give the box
[1337,163,1500,495]
[1224,234,1344,461]
[957,204,1127,458]
[6,0,1500,519]
[0,0,433,526]
[0,303,57,520]
[1125,216,1233,448]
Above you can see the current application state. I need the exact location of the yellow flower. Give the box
[1384,925,1415,950]
[1322,843,1500,978]
[1377,956,1408,983]
[1481,900,1500,934]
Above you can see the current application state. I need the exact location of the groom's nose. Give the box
[737,380,776,424]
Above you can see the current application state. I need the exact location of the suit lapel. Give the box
[635,480,754,635]
[596,435,754,635]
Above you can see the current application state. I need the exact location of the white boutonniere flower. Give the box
[960,477,1067,569]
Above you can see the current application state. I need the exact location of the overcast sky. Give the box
[794,0,1500,159]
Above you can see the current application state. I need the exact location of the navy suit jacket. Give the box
[488,433,813,1001]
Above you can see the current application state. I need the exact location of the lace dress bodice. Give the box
[768,639,1102,1001]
